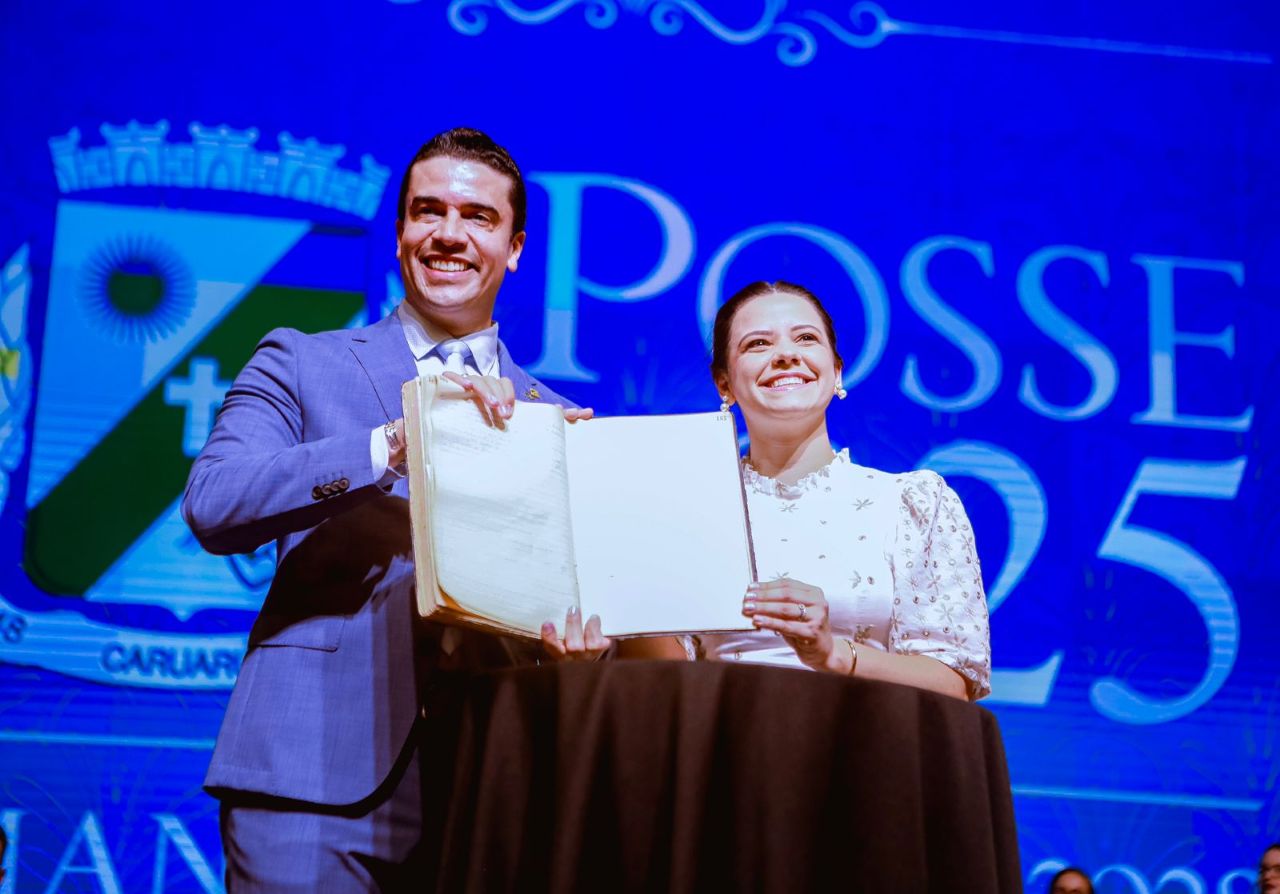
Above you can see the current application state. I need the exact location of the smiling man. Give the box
[397,147,525,335]
[182,128,579,892]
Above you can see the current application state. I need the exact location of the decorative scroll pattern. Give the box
[442,1,1274,67]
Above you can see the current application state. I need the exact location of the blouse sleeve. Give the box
[889,471,992,699]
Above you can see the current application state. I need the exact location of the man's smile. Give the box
[421,256,474,274]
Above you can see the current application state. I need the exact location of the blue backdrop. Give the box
[0,2,1276,891]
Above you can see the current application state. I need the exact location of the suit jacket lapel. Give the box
[349,313,418,421]
[498,342,535,398]
[498,341,577,408]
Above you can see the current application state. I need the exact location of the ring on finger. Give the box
[798,604,808,621]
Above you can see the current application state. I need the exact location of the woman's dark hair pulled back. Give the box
[710,280,844,383]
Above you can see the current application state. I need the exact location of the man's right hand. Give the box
[439,372,594,425]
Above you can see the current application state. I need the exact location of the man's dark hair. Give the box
[395,127,526,236]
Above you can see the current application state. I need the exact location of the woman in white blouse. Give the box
[621,280,991,700]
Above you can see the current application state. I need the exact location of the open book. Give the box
[402,376,757,639]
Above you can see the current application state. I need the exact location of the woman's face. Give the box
[719,290,840,433]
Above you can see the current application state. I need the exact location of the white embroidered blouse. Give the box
[699,450,992,699]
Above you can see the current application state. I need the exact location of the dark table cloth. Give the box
[420,659,1021,894]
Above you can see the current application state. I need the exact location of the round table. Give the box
[419,659,1021,893]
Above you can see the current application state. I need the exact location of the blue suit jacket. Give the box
[182,311,572,805]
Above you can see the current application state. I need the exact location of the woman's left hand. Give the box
[743,577,834,672]
[540,606,612,662]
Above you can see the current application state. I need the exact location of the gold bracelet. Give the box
[842,637,858,676]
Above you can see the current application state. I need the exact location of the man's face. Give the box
[396,155,525,335]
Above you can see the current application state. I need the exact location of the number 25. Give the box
[1091,457,1245,724]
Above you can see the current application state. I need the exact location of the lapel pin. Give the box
[525,387,541,400]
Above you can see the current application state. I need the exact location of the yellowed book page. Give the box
[565,412,755,637]
[403,376,441,619]
[427,391,579,634]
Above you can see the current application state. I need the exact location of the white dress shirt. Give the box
[369,302,501,481]
[699,450,992,699]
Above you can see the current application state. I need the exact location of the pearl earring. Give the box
[719,395,731,412]
[835,385,847,400]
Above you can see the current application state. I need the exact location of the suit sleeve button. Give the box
[338,477,350,490]
[312,485,324,500]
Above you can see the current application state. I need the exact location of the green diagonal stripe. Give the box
[25,284,363,596]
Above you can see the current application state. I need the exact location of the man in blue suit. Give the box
[183,127,600,891]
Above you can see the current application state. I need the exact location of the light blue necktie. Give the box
[435,339,474,376]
